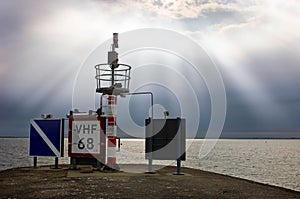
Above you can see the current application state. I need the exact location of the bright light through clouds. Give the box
[28,2,146,55]
[187,0,300,123]
[0,0,299,136]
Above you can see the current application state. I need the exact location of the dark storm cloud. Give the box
[0,1,57,44]
[0,1,57,81]
[0,1,81,136]
[217,45,300,135]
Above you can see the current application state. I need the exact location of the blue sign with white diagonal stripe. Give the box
[29,119,63,157]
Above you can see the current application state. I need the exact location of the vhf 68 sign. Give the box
[71,120,101,154]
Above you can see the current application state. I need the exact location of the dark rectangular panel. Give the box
[145,118,186,160]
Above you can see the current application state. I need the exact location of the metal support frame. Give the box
[120,92,154,173]
[174,124,183,175]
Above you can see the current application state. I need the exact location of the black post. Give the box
[176,159,181,175]
[33,157,37,168]
[174,118,183,175]
[54,157,59,169]
[117,137,121,152]
[61,118,65,157]
[71,157,76,169]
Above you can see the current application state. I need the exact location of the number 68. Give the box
[78,138,94,150]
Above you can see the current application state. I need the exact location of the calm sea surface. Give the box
[0,138,299,192]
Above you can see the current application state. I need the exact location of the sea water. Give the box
[0,138,299,192]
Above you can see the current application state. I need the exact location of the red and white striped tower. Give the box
[106,95,117,167]
[95,33,131,170]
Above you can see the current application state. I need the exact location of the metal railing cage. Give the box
[95,63,131,95]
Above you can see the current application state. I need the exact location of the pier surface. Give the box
[0,164,299,199]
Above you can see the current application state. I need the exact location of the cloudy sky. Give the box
[0,0,300,138]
